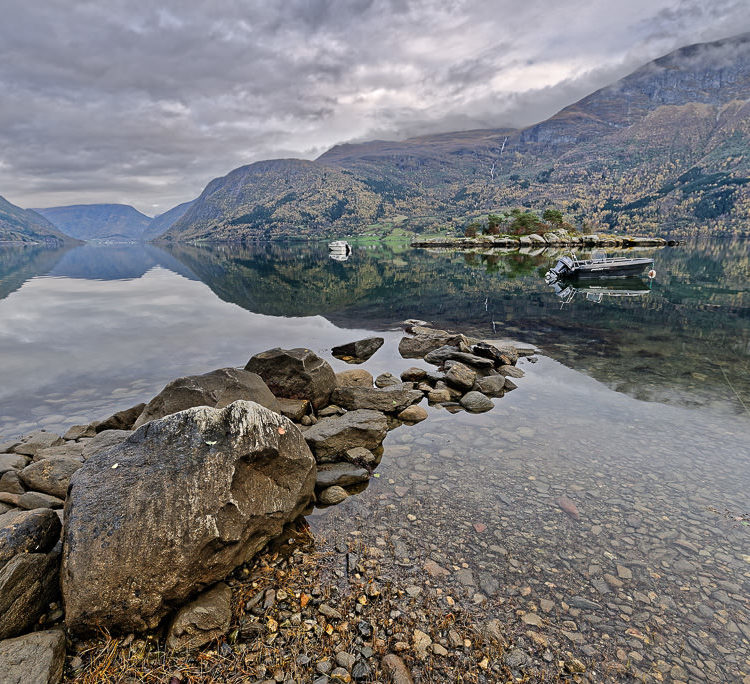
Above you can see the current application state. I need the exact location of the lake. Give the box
[1,238,749,680]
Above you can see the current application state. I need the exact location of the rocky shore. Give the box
[411,229,678,250]
[0,322,544,683]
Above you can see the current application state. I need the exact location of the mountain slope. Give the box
[142,200,195,241]
[35,204,153,241]
[165,33,750,241]
[0,195,72,243]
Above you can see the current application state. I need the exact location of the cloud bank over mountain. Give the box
[0,0,747,212]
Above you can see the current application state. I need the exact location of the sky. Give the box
[0,0,748,215]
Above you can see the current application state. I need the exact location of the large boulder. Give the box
[0,629,66,684]
[330,386,423,414]
[331,337,384,363]
[303,410,388,462]
[81,430,132,461]
[0,509,61,570]
[245,348,336,409]
[62,401,315,635]
[19,459,81,500]
[133,367,279,429]
[0,551,60,639]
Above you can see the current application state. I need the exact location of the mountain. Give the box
[142,200,195,241]
[163,33,750,242]
[0,195,72,244]
[34,204,153,242]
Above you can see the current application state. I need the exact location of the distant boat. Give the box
[545,250,653,282]
[328,240,351,254]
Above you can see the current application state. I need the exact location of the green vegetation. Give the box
[463,207,574,237]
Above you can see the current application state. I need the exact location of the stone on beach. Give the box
[133,367,279,429]
[94,403,147,432]
[245,348,336,409]
[277,397,310,422]
[397,404,428,422]
[335,369,374,388]
[303,410,388,462]
[62,400,315,635]
[444,361,477,390]
[0,508,61,571]
[331,337,384,362]
[330,386,423,413]
[0,629,66,684]
[0,551,60,639]
[13,432,63,458]
[19,458,82,499]
[0,454,30,475]
[166,582,232,651]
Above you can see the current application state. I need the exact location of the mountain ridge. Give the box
[0,195,73,244]
[161,32,750,242]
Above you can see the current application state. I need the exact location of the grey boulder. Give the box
[331,337,384,362]
[19,458,82,499]
[245,347,336,410]
[95,403,147,432]
[81,430,132,461]
[303,410,388,462]
[475,375,513,397]
[0,551,60,639]
[13,433,63,458]
[0,629,66,684]
[133,367,279,429]
[62,400,315,635]
[0,508,61,571]
[0,454,29,476]
[330,386,423,413]
[166,583,232,651]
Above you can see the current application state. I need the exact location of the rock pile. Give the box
[0,328,528,679]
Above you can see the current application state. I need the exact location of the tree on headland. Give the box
[542,209,564,226]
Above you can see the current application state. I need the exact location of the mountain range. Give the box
[160,32,750,241]
[4,33,749,244]
[32,202,195,242]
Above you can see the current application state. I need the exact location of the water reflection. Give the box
[548,277,652,307]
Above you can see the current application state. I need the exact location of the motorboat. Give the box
[545,250,653,282]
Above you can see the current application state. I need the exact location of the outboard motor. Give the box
[545,256,574,282]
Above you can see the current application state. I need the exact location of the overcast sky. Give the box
[0,0,747,215]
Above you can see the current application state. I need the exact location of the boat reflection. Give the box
[549,276,651,306]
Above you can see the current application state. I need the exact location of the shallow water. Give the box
[0,238,748,680]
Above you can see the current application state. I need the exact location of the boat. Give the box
[545,250,653,282]
[328,240,352,255]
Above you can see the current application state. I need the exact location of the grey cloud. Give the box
[0,0,748,213]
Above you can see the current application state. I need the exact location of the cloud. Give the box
[0,0,747,213]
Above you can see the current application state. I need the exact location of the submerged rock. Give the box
[331,337,384,363]
[316,463,369,489]
[133,367,279,429]
[318,485,348,505]
[459,391,495,413]
[62,401,315,635]
[245,348,336,409]
[0,629,66,684]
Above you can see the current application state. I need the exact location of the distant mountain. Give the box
[141,200,195,241]
[163,33,750,241]
[34,204,153,242]
[0,195,72,244]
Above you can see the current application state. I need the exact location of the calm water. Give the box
[1,239,749,680]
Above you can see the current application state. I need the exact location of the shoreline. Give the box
[411,233,679,250]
